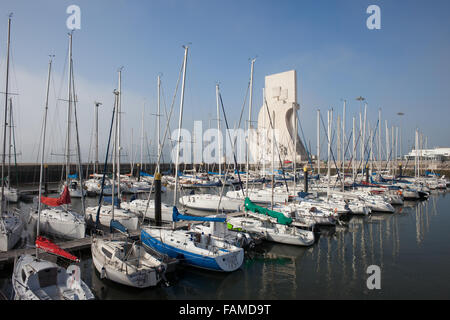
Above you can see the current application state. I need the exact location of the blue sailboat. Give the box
[141,207,244,272]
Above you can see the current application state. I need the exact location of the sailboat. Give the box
[141,46,244,272]
[141,207,244,272]
[29,54,86,240]
[227,198,315,246]
[59,32,86,199]
[0,15,24,252]
[12,236,94,300]
[85,83,139,232]
[12,52,93,300]
[90,91,167,288]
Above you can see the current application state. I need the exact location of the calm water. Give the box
[1,187,449,300]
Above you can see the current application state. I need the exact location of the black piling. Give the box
[304,166,308,193]
[155,172,162,227]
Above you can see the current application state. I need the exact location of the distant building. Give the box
[404,147,450,161]
[249,70,308,166]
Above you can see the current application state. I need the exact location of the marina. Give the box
[0,1,449,302]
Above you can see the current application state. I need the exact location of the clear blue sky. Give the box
[0,0,449,163]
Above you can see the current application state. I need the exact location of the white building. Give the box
[404,147,450,161]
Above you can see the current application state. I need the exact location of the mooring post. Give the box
[399,162,402,177]
[137,163,141,182]
[155,172,162,227]
[365,164,369,183]
[304,165,308,193]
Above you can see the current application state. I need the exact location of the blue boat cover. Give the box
[103,196,120,206]
[110,219,128,234]
[68,173,78,179]
[172,206,226,222]
[208,171,224,176]
[140,171,153,177]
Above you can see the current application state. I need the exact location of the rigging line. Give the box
[9,45,23,165]
[218,92,244,197]
[263,97,289,193]
[95,101,116,230]
[160,85,175,152]
[319,111,344,186]
[297,110,314,170]
[53,42,70,163]
[69,59,86,214]
[143,56,185,218]
[85,107,95,178]
[341,130,354,175]
[345,124,362,175]
[355,119,379,177]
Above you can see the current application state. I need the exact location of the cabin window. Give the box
[21,269,26,282]
[102,247,113,259]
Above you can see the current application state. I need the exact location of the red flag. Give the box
[40,186,71,207]
[35,236,79,262]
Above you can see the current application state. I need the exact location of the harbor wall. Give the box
[7,161,450,186]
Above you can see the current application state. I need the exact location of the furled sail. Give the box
[244,197,292,225]
[40,186,71,207]
[35,236,80,262]
[172,206,226,222]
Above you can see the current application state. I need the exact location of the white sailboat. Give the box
[12,252,94,300]
[12,53,93,299]
[30,56,86,240]
[0,15,24,252]
[85,85,139,232]
[91,232,167,288]
[141,46,244,272]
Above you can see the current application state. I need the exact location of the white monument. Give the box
[250,70,307,167]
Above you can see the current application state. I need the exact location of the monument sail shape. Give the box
[250,70,307,167]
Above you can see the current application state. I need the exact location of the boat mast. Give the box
[117,68,122,198]
[378,108,381,172]
[112,90,119,221]
[65,32,73,184]
[71,65,86,215]
[173,45,189,208]
[246,59,255,197]
[157,75,161,173]
[262,88,266,177]
[140,103,144,176]
[327,109,331,200]
[293,102,298,196]
[317,109,320,175]
[216,83,221,177]
[94,102,102,173]
[352,116,356,184]
[271,111,275,211]
[342,100,346,191]
[37,57,53,241]
[8,98,12,185]
[1,15,12,214]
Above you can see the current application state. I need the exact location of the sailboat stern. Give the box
[214,247,244,272]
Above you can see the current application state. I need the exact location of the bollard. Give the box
[155,172,162,227]
[304,166,308,193]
